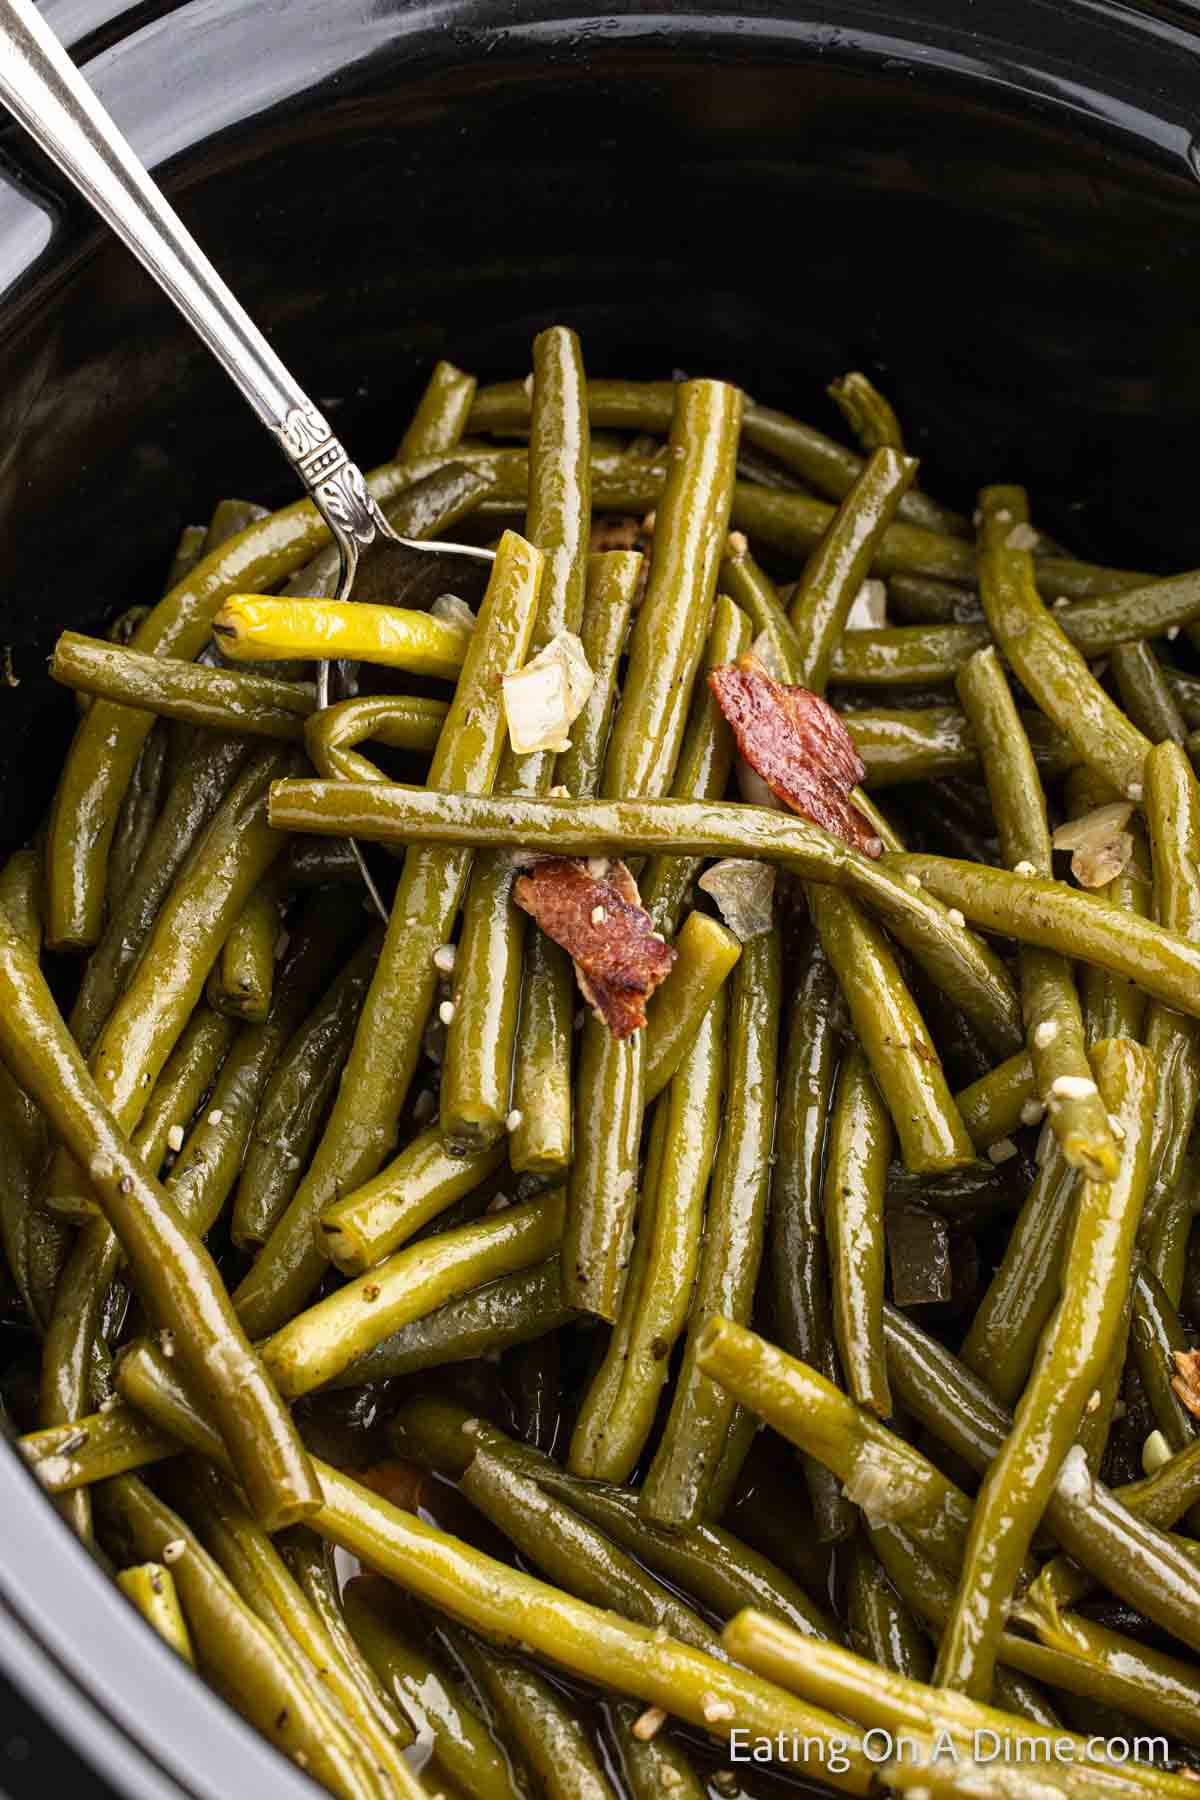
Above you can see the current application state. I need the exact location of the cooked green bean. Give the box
[821,1046,892,1416]
[831,621,988,686]
[889,852,1200,1023]
[509,550,642,1177]
[976,485,1150,797]
[209,862,290,1025]
[640,929,781,1526]
[642,910,740,1102]
[0,907,319,1530]
[51,632,315,740]
[1112,639,1189,745]
[887,573,981,624]
[846,1535,932,1680]
[95,1478,374,1800]
[638,592,751,938]
[0,1060,65,1336]
[786,446,918,690]
[261,1186,563,1396]
[69,731,253,1057]
[720,540,805,678]
[268,781,1023,1053]
[958,645,1118,1178]
[808,884,974,1175]
[612,1702,706,1800]
[132,1003,236,1177]
[570,988,725,1481]
[446,1622,613,1800]
[116,1562,194,1664]
[107,721,169,908]
[304,694,447,782]
[1130,1263,1198,1454]
[233,928,383,1249]
[318,1124,506,1276]
[397,358,477,460]
[233,529,542,1340]
[954,1050,1037,1150]
[934,1037,1155,1699]
[768,931,855,1542]
[46,460,489,949]
[846,703,1077,787]
[828,371,906,454]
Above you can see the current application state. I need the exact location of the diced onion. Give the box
[1051,802,1134,891]
[842,1445,925,1527]
[430,592,477,633]
[502,630,594,754]
[698,858,776,941]
[845,577,887,631]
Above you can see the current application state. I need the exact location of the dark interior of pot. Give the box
[1,0,1200,1791]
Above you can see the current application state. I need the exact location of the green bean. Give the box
[954,1051,1037,1151]
[0,910,318,1530]
[47,745,295,1217]
[958,645,1118,1178]
[447,1623,612,1800]
[1130,1264,1198,1454]
[208,862,290,1025]
[722,1609,1192,1800]
[809,885,974,1176]
[719,540,805,679]
[638,592,751,938]
[304,695,447,783]
[1112,640,1189,746]
[871,1521,1200,1750]
[0,1062,65,1335]
[95,1478,373,1800]
[768,932,855,1542]
[331,1259,570,1386]
[262,1186,563,1397]
[882,1301,1012,1476]
[20,1402,177,1492]
[1140,741,1200,1255]
[46,460,489,950]
[51,632,315,740]
[439,331,592,1154]
[612,1701,707,1800]
[509,551,642,1178]
[828,371,906,454]
[132,1002,236,1176]
[846,1535,932,1680]
[889,853,1200,1024]
[397,358,477,460]
[461,1448,722,1655]
[233,530,542,1340]
[561,1012,645,1322]
[107,722,169,909]
[164,889,365,1243]
[642,911,740,1102]
[934,1037,1155,1699]
[116,1562,194,1664]
[830,621,988,686]
[170,1459,420,1794]
[976,486,1150,797]
[318,1125,507,1276]
[232,929,383,1250]
[846,704,1078,788]
[470,378,963,536]
[276,1529,418,1767]
[641,930,781,1527]
[164,523,207,591]
[340,1575,531,1800]
[821,1047,892,1416]
[70,732,254,1056]
[570,988,725,1481]
[786,447,918,690]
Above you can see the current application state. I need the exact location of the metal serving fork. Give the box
[0,0,495,912]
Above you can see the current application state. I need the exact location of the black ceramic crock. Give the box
[2,1,1200,1792]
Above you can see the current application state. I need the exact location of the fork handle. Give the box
[0,0,382,556]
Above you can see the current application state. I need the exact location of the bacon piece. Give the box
[1172,1349,1200,1421]
[514,857,675,1038]
[708,654,883,856]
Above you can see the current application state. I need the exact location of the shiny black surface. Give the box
[1,1,1200,1794]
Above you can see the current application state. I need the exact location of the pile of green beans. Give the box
[7,345,1200,1800]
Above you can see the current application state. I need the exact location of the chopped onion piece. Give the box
[842,1444,926,1527]
[502,630,594,754]
[1052,801,1133,851]
[749,628,791,682]
[736,757,782,811]
[698,858,776,941]
[845,577,887,631]
[1055,1443,1093,1506]
[430,592,477,633]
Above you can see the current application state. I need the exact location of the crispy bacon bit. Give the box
[708,654,882,854]
[1172,1349,1200,1421]
[514,857,674,1038]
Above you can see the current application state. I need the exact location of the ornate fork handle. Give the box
[0,0,385,571]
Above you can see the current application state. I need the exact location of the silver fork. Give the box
[0,0,494,915]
